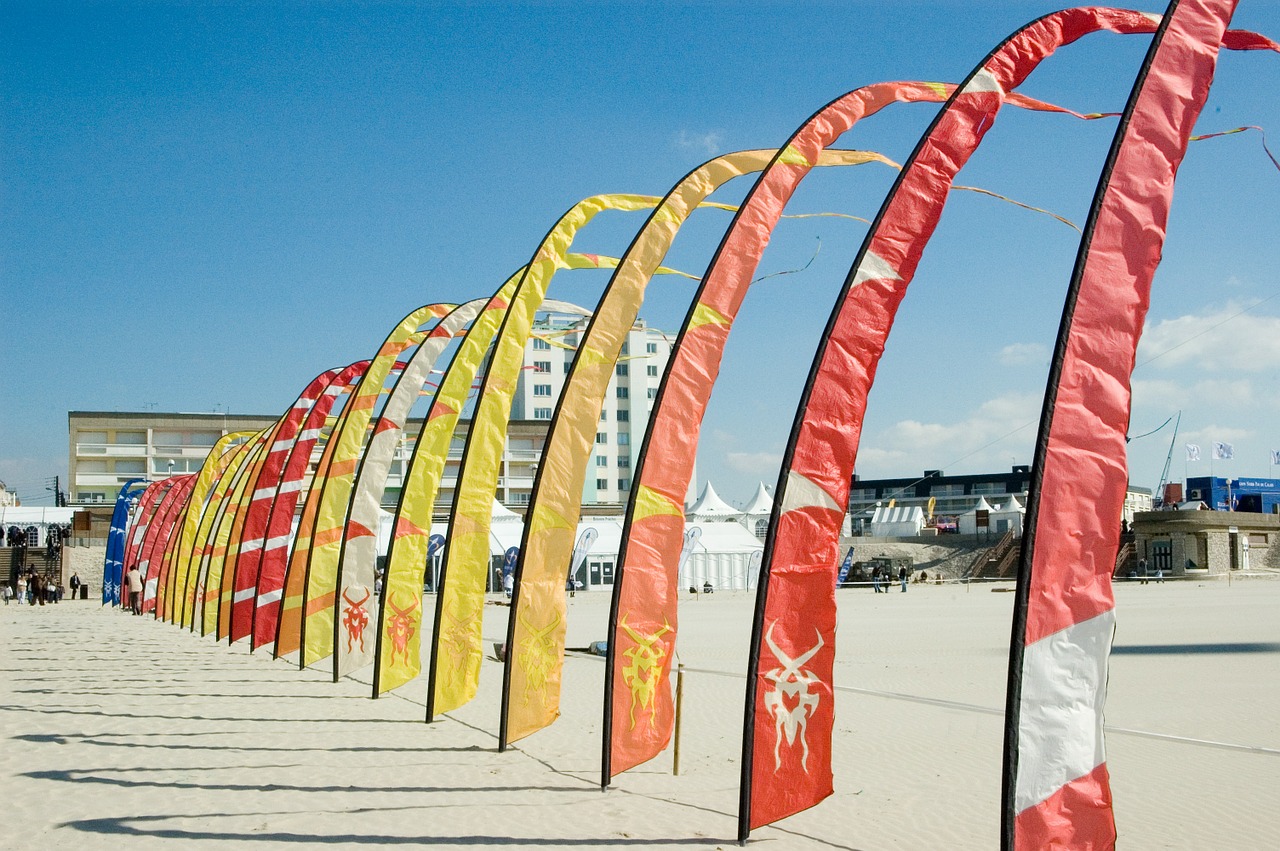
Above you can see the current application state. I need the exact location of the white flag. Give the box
[1213,442,1235,461]
[1185,443,1201,462]
[1271,449,1280,466]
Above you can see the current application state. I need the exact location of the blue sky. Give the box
[3,1,1278,508]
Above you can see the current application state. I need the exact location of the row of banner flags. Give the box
[102,4,1275,847]
[1186,442,1280,463]
[1186,442,1235,461]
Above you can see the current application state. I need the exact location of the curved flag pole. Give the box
[498,148,892,752]
[103,478,147,606]
[1003,4,1269,847]
[426,194,673,722]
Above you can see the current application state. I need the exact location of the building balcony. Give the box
[75,443,149,458]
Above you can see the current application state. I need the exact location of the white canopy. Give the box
[869,505,925,537]
[741,482,773,517]
[686,481,740,521]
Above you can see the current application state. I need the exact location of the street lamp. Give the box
[167,459,175,478]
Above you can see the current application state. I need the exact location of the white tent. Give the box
[989,495,1026,535]
[869,505,925,537]
[680,522,764,591]
[739,482,773,538]
[957,496,996,535]
[686,481,741,522]
[560,516,763,592]
[0,506,77,547]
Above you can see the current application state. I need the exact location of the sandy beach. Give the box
[3,577,1277,850]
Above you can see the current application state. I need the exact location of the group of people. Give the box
[4,568,74,605]
[871,565,910,593]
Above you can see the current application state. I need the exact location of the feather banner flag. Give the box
[1004,4,1248,848]
[138,475,195,614]
[256,362,370,650]
[274,404,351,658]
[1214,441,1235,460]
[122,479,175,605]
[332,298,487,681]
[103,478,147,607]
[428,194,668,720]
[300,303,455,672]
[223,365,348,644]
[1186,443,1202,462]
[374,275,523,696]
[498,148,892,750]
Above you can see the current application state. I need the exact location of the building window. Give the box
[532,338,551,350]
[617,433,630,445]
[620,342,630,356]
[646,342,658,354]
[596,479,608,490]
[647,388,657,399]
[618,478,631,490]
[596,455,608,467]
[533,407,552,419]
[564,361,572,373]
[533,384,552,396]
[600,409,607,421]
[509,493,530,505]
[617,456,630,468]
[616,387,629,399]
[971,482,1004,495]
[647,365,658,377]
[616,410,630,422]
[596,433,607,445]
[616,363,629,377]
[533,361,551,373]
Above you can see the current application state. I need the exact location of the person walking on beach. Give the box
[16,573,27,605]
[69,572,80,598]
[1138,557,1148,585]
[872,567,883,593]
[126,564,144,615]
[899,566,908,592]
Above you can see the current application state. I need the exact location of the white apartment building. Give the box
[508,300,674,507]
[68,301,676,514]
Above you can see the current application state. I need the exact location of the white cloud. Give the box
[998,342,1049,366]
[854,393,1042,478]
[674,129,724,156]
[724,449,783,474]
[1137,304,1280,373]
